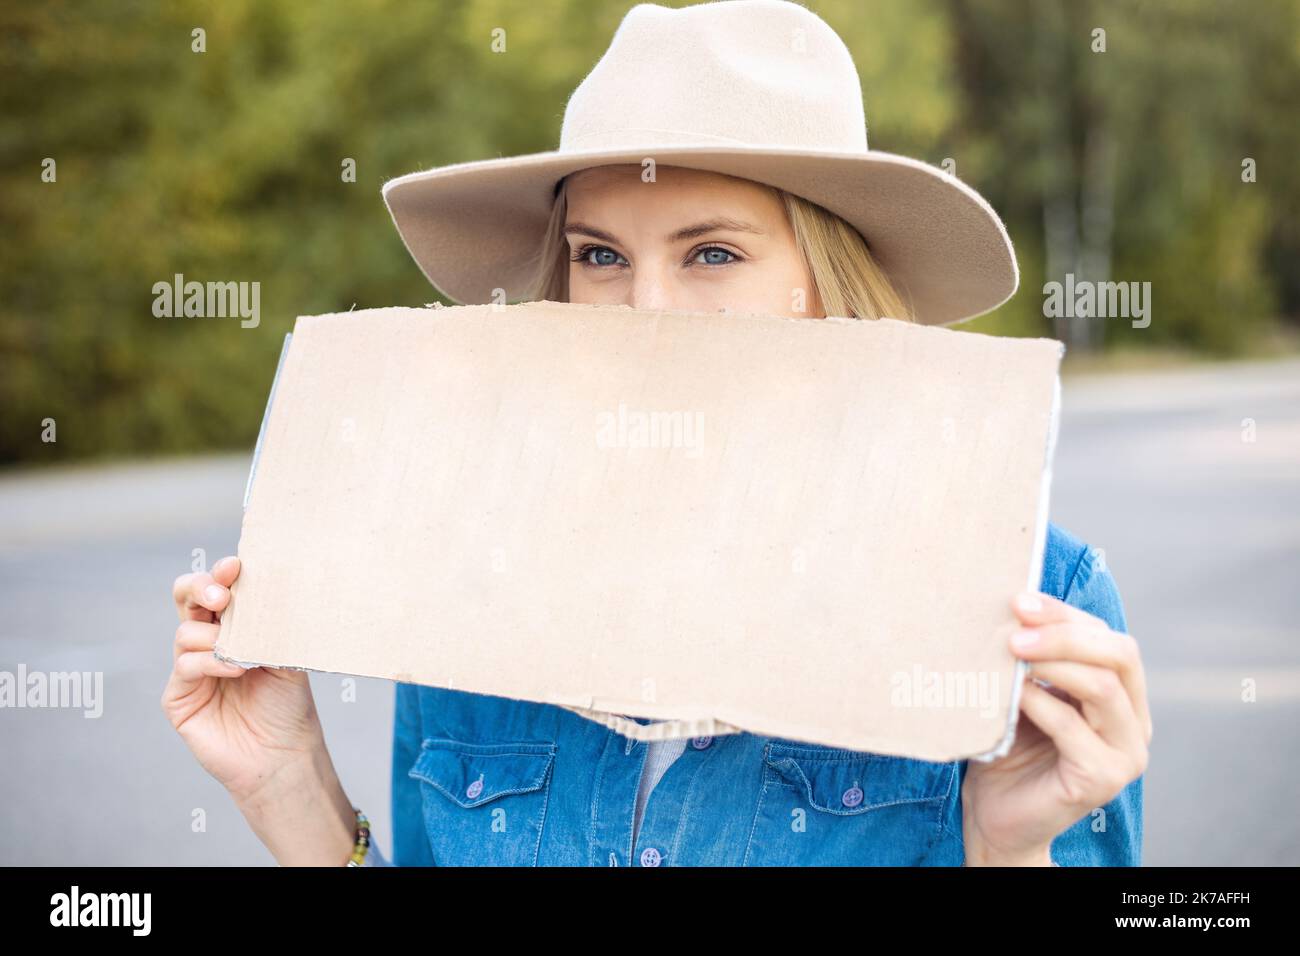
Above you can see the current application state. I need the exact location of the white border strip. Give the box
[243,333,293,512]
[971,359,1063,763]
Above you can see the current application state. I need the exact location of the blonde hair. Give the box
[523,172,912,321]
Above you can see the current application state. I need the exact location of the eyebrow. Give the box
[563,217,765,245]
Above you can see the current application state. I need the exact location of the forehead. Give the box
[563,163,778,209]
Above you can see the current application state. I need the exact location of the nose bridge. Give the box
[626,254,675,311]
[626,244,691,312]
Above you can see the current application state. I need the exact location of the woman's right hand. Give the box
[162,556,358,865]
[162,556,326,800]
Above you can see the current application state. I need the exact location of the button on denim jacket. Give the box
[367,521,1141,866]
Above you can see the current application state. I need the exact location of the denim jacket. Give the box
[365,520,1141,866]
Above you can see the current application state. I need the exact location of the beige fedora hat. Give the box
[381,0,1018,326]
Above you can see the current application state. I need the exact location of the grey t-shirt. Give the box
[631,735,688,847]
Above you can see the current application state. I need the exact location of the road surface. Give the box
[2,357,1297,865]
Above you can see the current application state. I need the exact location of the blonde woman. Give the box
[163,0,1150,866]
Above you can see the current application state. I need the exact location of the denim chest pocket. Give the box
[743,741,957,866]
[408,737,556,866]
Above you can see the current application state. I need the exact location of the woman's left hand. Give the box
[962,591,1153,866]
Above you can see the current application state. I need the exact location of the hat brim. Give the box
[381,145,1018,327]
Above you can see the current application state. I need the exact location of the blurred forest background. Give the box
[2,0,1298,465]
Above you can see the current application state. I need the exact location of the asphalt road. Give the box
[2,357,1297,865]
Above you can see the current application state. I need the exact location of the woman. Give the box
[162,0,1150,866]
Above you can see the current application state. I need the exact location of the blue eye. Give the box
[693,246,739,266]
[570,244,627,267]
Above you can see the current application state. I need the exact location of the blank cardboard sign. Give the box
[215,302,1063,762]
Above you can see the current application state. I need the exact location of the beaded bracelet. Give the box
[345,807,371,867]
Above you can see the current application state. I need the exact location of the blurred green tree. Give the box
[1,0,1295,465]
